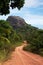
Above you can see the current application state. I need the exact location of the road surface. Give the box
[1,45,43,65]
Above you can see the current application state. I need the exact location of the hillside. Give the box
[7,16,38,40]
[7,16,43,56]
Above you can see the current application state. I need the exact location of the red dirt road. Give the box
[1,45,43,65]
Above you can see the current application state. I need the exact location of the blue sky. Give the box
[0,0,43,29]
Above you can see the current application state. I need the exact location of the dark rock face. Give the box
[7,16,26,29]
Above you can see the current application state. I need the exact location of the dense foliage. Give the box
[0,20,22,61]
[22,24,43,56]
[0,0,24,15]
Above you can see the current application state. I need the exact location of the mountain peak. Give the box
[7,16,26,29]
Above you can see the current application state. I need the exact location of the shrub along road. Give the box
[1,44,43,65]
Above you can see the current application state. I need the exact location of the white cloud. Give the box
[24,0,38,7]
[24,0,43,8]
[0,15,7,20]
[24,13,43,25]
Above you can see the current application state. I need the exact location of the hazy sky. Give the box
[0,0,43,29]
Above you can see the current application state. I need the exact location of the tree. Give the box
[0,0,25,15]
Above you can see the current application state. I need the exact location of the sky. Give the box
[0,0,43,29]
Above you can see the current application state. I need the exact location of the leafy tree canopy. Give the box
[0,0,25,15]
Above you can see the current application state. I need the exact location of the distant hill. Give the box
[7,16,38,41]
[7,16,26,29]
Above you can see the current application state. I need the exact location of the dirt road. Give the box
[2,45,43,65]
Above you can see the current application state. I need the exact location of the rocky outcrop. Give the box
[7,16,26,29]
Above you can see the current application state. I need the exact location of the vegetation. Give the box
[0,0,25,15]
[23,25,43,56]
[0,20,22,61]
